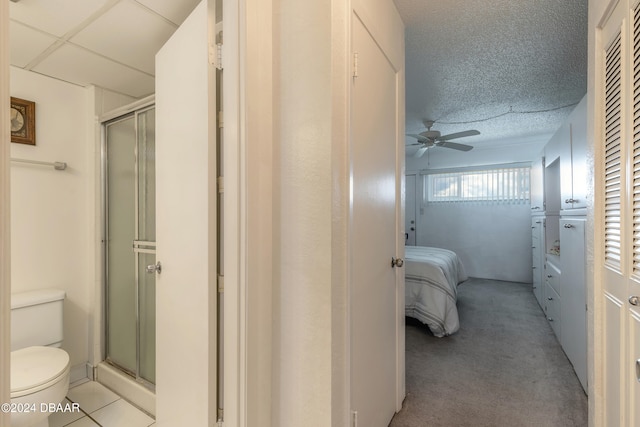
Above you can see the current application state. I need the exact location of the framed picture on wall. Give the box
[10,97,36,146]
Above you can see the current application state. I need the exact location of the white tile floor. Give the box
[49,381,155,427]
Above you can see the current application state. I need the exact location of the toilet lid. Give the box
[11,346,69,394]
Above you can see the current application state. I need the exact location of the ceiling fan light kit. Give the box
[407,120,479,158]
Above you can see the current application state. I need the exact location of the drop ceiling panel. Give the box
[70,0,177,75]
[9,0,111,37]
[9,21,57,68]
[32,43,154,97]
[136,0,202,26]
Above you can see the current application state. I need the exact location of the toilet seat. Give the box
[11,346,70,398]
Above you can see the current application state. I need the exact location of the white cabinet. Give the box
[543,95,587,212]
[561,96,588,210]
[532,217,545,308]
[534,94,588,394]
[559,217,587,392]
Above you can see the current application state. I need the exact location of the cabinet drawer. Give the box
[545,261,561,295]
[545,282,561,339]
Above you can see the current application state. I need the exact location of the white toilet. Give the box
[10,289,71,427]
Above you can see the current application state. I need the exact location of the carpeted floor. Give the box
[389,277,588,427]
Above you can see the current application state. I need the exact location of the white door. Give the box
[350,11,403,427]
[154,1,217,425]
[559,218,587,391]
[598,2,640,425]
[405,174,417,246]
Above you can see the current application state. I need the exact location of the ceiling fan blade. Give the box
[437,129,480,141]
[407,133,428,142]
[438,141,473,151]
[413,146,428,158]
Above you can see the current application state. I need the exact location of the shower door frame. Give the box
[101,97,156,390]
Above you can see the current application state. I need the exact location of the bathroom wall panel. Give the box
[9,67,136,383]
[9,66,90,378]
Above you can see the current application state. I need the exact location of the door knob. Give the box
[391,257,404,268]
[146,261,162,274]
[629,295,640,306]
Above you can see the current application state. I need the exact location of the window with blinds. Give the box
[424,166,530,204]
[604,31,622,269]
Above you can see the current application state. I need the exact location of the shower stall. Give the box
[103,103,156,388]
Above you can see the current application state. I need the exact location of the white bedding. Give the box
[405,246,468,337]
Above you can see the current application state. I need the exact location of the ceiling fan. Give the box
[407,120,479,158]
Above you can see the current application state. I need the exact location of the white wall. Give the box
[10,66,91,380]
[417,201,533,282]
[10,66,136,382]
[407,135,546,282]
[272,0,333,424]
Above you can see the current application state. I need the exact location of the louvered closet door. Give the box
[599,1,640,425]
[628,4,640,422]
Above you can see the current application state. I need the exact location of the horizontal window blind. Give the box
[424,166,530,204]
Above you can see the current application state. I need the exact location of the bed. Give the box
[404,246,468,337]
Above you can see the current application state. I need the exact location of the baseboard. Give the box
[69,363,92,385]
[96,362,156,416]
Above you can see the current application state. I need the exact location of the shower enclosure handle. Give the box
[146,261,162,274]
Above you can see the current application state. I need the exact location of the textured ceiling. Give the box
[9,0,205,98]
[394,0,588,151]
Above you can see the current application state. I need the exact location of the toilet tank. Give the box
[11,289,66,351]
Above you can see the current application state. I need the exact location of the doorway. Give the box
[405,174,417,245]
[103,105,156,388]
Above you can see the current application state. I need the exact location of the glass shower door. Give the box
[105,106,156,386]
[136,108,156,385]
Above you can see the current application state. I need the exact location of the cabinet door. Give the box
[560,217,587,391]
[530,156,545,213]
[569,97,588,209]
[546,259,561,296]
[532,218,545,308]
[559,121,574,211]
[561,97,588,210]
